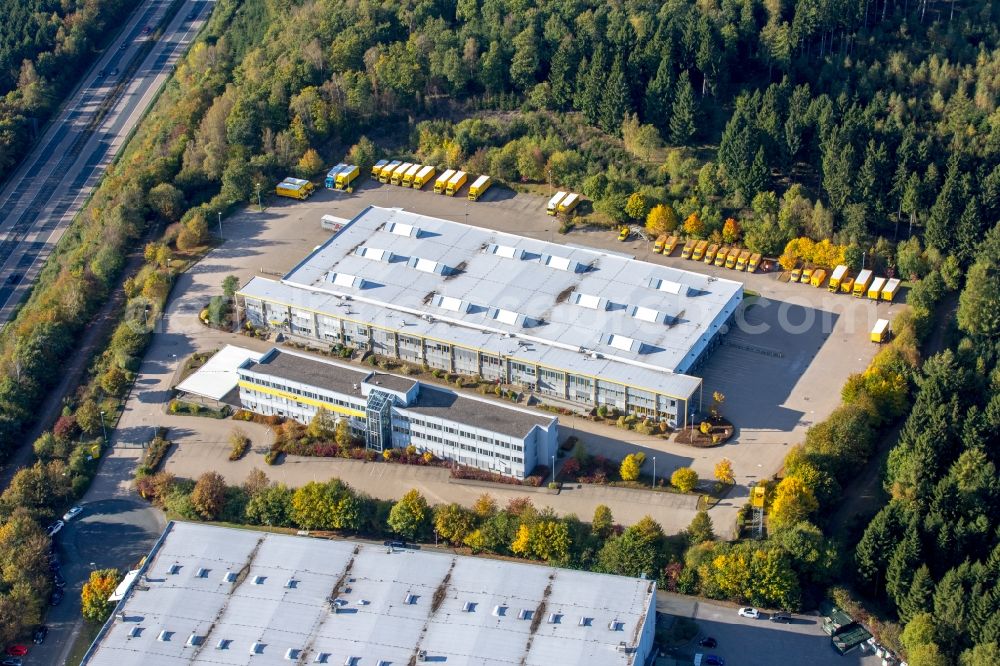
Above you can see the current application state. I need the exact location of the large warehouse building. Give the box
[238,206,742,427]
[82,522,657,666]
[238,347,558,479]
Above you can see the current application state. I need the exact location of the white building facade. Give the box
[237,348,557,479]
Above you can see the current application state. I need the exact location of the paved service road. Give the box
[34,452,166,665]
[0,0,214,325]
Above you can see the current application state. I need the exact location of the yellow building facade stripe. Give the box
[237,380,366,418]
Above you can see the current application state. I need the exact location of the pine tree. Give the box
[579,48,605,126]
[509,25,538,93]
[742,147,769,201]
[669,71,697,145]
[548,38,574,110]
[886,526,922,608]
[925,160,963,254]
[900,564,935,623]
[643,54,674,131]
[954,197,983,265]
[600,56,630,136]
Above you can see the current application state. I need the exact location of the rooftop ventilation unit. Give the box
[286,648,302,660]
[492,605,507,617]
[328,272,364,289]
[548,613,561,624]
[541,254,579,272]
[404,593,418,605]
[187,634,204,647]
[407,256,451,275]
[127,626,143,638]
[607,334,641,353]
[385,222,419,238]
[224,571,237,583]
[517,609,533,620]
[609,620,624,631]
[285,578,298,589]
[168,564,181,575]
[629,305,668,324]
[431,294,467,313]
[251,642,265,655]
[216,639,232,650]
[579,617,593,627]
[195,567,209,578]
[252,575,266,585]
[313,654,330,663]
[355,247,393,262]
[572,292,606,310]
[157,631,172,642]
[647,277,687,296]
[486,243,522,259]
[462,601,476,612]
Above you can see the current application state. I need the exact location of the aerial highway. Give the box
[0,0,213,326]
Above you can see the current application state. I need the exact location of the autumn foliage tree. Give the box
[683,212,704,237]
[714,458,735,486]
[190,471,227,520]
[81,568,122,622]
[388,489,430,539]
[671,467,699,493]
[646,204,679,236]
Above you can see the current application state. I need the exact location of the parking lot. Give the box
[656,593,881,666]
[113,176,896,535]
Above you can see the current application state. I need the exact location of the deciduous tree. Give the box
[388,489,430,539]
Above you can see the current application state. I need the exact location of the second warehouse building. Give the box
[238,206,742,428]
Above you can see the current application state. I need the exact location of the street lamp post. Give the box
[100,410,108,445]
[217,211,223,239]
[255,182,262,211]
[652,456,656,489]
[551,455,555,485]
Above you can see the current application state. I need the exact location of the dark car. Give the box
[383,540,406,549]
[119,42,128,50]
[52,571,66,588]
[698,637,717,648]
[187,11,197,20]
[770,611,793,623]
[704,657,725,666]
[31,626,47,645]
[2,658,24,666]
[49,589,63,606]
[4,273,21,285]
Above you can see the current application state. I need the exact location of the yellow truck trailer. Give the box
[704,244,720,264]
[654,235,667,253]
[871,319,890,343]
[413,165,436,189]
[445,171,467,196]
[881,278,901,302]
[379,160,401,183]
[714,246,730,267]
[275,177,314,200]
[434,169,456,194]
[801,266,815,284]
[371,159,389,179]
[681,239,697,260]
[867,277,886,300]
[335,164,360,190]
[325,163,347,189]
[557,192,580,214]
[402,163,422,187]
[748,253,761,273]
[547,191,568,216]
[790,263,803,282]
[736,249,752,271]
[693,240,709,261]
[391,162,412,186]
[841,276,855,294]
[725,247,741,269]
[853,269,873,297]
[468,175,492,200]
[810,268,827,288]
[828,265,849,292]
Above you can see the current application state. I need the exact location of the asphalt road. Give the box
[0,0,213,326]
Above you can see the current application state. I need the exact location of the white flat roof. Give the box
[82,522,654,666]
[243,206,741,397]
[175,345,264,401]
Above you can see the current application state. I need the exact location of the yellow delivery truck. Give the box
[401,163,422,187]
[725,247,741,269]
[445,171,467,196]
[867,277,886,300]
[714,246,730,267]
[371,159,389,179]
[335,164,360,190]
[434,169,455,194]
[547,191,567,216]
[736,250,752,271]
[681,239,697,259]
[557,192,580,214]
[828,265,848,292]
[871,319,890,343]
[881,278,901,302]
[704,244,720,264]
[391,162,412,186]
[810,268,827,288]
[853,269,873,297]
[413,165,436,189]
[654,235,667,253]
[379,160,401,183]
[468,175,492,200]
[275,177,314,200]
[748,252,761,273]
[693,240,709,261]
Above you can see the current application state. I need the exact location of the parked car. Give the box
[31,626,47,645]
[4,645,26,657]
[49,589,63,606]
[119,42,128,50]
[46,520,64,537]
[770,611,792,623]
[698,637,717,648]
[737,607,760,619]
[617,226,630,241]
[53,571,66,588]
[2,657,23,666]
[4,273,21,285]
[63,505,83,522]
[704,656,725,666]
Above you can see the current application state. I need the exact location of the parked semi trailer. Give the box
[547,191,567,215]
[853,269,873,297]
[379,160,401,183]
[335,164,360,190]
[276,177,314,200]
[881,278,901,302]
[391,162,412,186]
[413,165,436,189]
[867,277,886,300]
[371,159,389,179]
[325,163,347,189]
[557,192,580,214]
[828,265,848,292]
